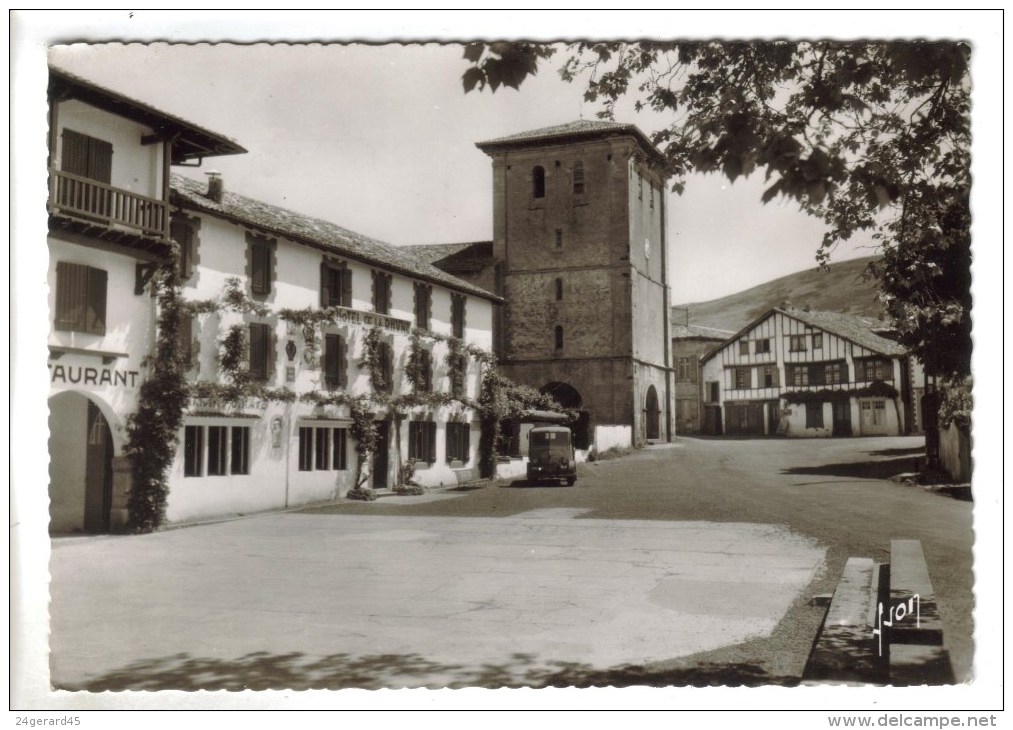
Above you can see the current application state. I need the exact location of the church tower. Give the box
[476,120,673,445]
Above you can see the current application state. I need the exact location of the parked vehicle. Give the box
[527,426,577,486]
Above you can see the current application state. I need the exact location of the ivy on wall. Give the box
[780,380,900,404]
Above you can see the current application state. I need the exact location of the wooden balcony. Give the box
[48,168,169,241]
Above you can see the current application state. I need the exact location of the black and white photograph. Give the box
[10,9,1003,721]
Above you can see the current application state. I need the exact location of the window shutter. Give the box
[251,243,271,295]
[86,266,107,335]
[61,129,90,178]
[337,335,348,388]
[249,323,269,380]
[324,334,340,388]
[385,276,392,315]
[384,342,394,393]
[55,261,87,331]
[464,424,471,461]
[89,136,113,185]
[179,315,193,366]
[320,261,331,307]
[341,267,353,308]
[428,421,437,463]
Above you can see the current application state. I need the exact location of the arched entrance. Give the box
[48,391,116,533]
[540,381,592,449]
[645,385,661,441]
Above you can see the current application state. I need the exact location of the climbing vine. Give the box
[781,381,900,404]
[359,325,388,393]
[938,378,972,431]
[347,395,378,499]
[405,329,429,393]
[218,324,249,384]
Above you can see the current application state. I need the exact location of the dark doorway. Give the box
[767,400,781,435]
[703,405,723,436]
[645,385,661,441]
[373,421,389,489]
[725,402,765,436]
[832,400,853,437]
[84,401,113,533]
[540,381,582,409]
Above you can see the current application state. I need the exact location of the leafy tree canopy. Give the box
[463,41,971,380]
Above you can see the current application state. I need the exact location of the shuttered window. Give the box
[377,340,394,394]
[572,161,585,195]
[55,261,107,335]
[248,322,272,381]
[321,261,352,308]
[324,333,347,390]
[61,128,112,184]
[333,428,348,470]
[451,295,466,339]
[372,271,392,315]
[178,315,194,368]
[170,214,198,279]
[207,426,228,476]
[409,421,437,464]
[315,427,331,470]
[414,282,432,330]
[446,422,471,464]
[231,427,250,475]
[250,242,272,296]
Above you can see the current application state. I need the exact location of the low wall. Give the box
[939,424,972,483]
[594,425,632,453]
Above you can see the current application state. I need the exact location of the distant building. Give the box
[699,307,922,438]
[420,120,674,448]
[671,322,733,435]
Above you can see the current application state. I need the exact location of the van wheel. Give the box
[566,477,576,486]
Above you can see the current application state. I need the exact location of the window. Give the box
[408,421,437,464]
[415,349,433,393]
[857,358,893,382]
[206,426,228,476]
[812,333,823,349]
[248,322,273,381]
[323,333,347,390]
[707,382,720,403]
[55,262,107,335]
[637,170,643,200]
[231,426,250,475]
[789,334,808,352]
[555,278,563,301]
[824,361,847,385]
[249,237,273,296]
[572,161,585,194]
[532,166,545,198]
[739,341,750,356]
[315,427,331,470]
[178,315,194,368]
[333,428,348,470]
[451,294,466,339]
[756,339,771,354]
[649,184,655,209]
[184,425,204,477]
[677,357,695,383]
[321,260,353,308]
[372,271,392,315]
[762,364,779,388]
[446,422,471,464]
[61,128,112,184]
[298,427,314,471]
[170,214,200,279]
[787,364,809,387]
[806,402,825,429]
[554,325,564,352]
[414,282,432,330]
[734,367,752,389]
[554,228,563,249]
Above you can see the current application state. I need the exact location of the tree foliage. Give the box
[463,41,972,379]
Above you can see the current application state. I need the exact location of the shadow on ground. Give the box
[866,447,924,458]
[782,456,918,482]
[58,651,799,691]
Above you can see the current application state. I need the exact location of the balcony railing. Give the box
[49,168,169,240]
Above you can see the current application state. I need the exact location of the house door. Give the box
[84,401,113,533]
[859,399,888,435]
[645,386,661,441]
[373,421,389,489]
[703,405,722,436]
[832,400,853,437]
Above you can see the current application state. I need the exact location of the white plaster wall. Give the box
[595,425,633,452]
[56,99,164,199]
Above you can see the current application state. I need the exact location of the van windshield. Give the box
[530,431,570,455]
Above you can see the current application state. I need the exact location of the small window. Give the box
[446,422,471,464]
[333,428,348,470]
[739,341,750,356]
[409,421,437,464]
[414,282,432,330]
[298,427,314,471]
[734,367,752,389]
[554,228,563,249]
[806,402,825,429]
[324,333,347,390]
[372,271,392,315]
[824,361,847,385]
[554,278,563,301]
[321,260,352,308]
[532,166,545,198]
[677,357,695,383]
[248,322,272,381]
[572,161,585,195]
[315,427,331,470]
[250,239,273,296]
[762,365,779,388]
[55,262,107,335]
[554,325,564,352]
[170,214,200,280]
[184,425,204,477]
[812,333,823,349]
[789,335,807,352]
[207,426,228,477]
[707,382,720,403]
[451,295,466,339]
[756,339,771,354]
[231,426,250,475]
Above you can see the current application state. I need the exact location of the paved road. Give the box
[48,435,974,689]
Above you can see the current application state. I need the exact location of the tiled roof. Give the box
[671,323,734,340]
[476,119,666,166]
[170,174,501,302]
[409,241,493,266]
[785,308,906,356]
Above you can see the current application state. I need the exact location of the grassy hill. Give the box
[673,255,886,333]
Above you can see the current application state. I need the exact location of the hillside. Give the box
[673,255,885,333]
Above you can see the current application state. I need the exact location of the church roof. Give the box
[476,119,666,167]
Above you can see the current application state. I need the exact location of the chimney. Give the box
[205,170,223,203]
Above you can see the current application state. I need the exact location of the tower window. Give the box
[554,326,564,352]
[532,166,545,199]
[554,228,563,249]
[555,278,563,301]
[572,161,585,194]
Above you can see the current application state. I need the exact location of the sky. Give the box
[42,39,877,305]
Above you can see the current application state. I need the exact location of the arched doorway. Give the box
[49,391,115,533]
[645,385,661,441]
[540,382,592,449]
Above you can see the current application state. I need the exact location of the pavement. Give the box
[49,506,825,690]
